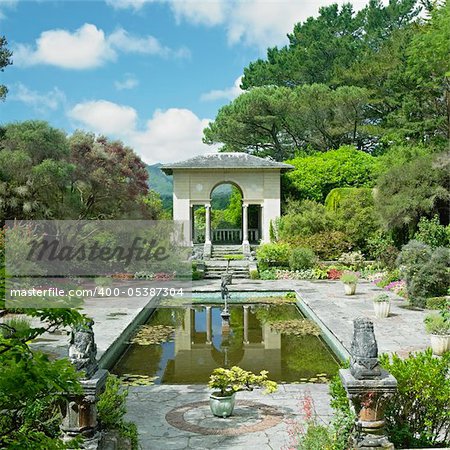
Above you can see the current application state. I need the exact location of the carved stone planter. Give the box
[430,334,450,356]
[373,301,390,319]
[340,318,397,450]
[344,283,357,295]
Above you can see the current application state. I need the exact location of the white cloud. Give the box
[0,0,18,21]
[68,100,138,136]
[201,76,242,101]
[105,0,382,49]
[115,74,140,90]
[68,100,213,164]
[13,23,188,69]
[10,83,66,113]
[170,1,225,26]
[14,24,116,69]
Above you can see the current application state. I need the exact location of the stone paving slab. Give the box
[125,383,332,450]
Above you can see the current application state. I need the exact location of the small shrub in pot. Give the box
[373,293,390,318]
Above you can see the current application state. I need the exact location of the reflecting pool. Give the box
[112,301,339,384]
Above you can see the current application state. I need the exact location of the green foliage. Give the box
[289,247,317,271]
[0,36,13,100]
[0,123,153,221]
[204,83,373,159]
[278,200,333,241]
[414,215,450,248]
[249,269,259,280]
[366,231,399,269]
[296,231,352,260]
[331,351,450,448]
[375,153,450,237]
[398,240,449,307]
[259,269,277,280]
[373,293,390,303]
[325,187,372,212]
[379,350,450,448]
[97,375,139,450]
[0,309,86,448]
[338,251,365,270]
[208,366,277,397]
[424,311,450,336]
[426,296,449,311]
[256,243,291,270]
[285,146,378,202]
[340,271,358,284]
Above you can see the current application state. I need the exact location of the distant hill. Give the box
[146,164,173,210]
[146,163,234,211]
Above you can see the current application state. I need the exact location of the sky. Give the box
[1,0,371,164]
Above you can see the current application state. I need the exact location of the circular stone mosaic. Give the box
[165,401,283,436]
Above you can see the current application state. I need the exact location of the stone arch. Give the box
[161,152,294,257]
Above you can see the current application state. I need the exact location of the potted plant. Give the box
[373,293,390,318]
[340,271,358,295]
[208,366,277,418]
[424,311,450,356]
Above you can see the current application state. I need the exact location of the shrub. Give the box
[398,241,449,307]
[338,251,365,270]
[296,231,352,260]
[289,247,317,271]
[332,351,450,448]
[367,231,399,269]
[414,215,450,248]
[259,269,277,280]
[426,296,449,310]
[249,269,259,280]
[379,350,450,448]
[340,271,358,284]
[278,200,333,241]
[256,243,291,270]
[97,375,139,450]
[424,312,450,335]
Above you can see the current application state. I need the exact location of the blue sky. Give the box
[0,0,369,164]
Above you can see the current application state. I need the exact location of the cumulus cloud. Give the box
[105,0,380,49]
[68,100,213,164]
[10,83,66,113]
[13,23,188,69]
[68,100,138,136]
[114,74,140,90]
[201,76,243,102]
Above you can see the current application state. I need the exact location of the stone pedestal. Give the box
[340,369,397,449]
[61,369,108,449]
[341,318,397,449]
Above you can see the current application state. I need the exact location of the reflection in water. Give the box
[112,304,339,384]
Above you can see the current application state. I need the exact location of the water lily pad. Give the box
[120,374,159,386]
[129,324,175,345]
[269,319,321,336]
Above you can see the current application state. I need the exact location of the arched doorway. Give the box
[161,152,294,258]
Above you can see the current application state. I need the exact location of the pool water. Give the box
[112,301,340,384]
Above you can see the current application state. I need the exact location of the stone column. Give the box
[206,306,212,344]
[339,318,397,450]
[204,203,212,258]
[243,305,249,344]
[242,203,250,255]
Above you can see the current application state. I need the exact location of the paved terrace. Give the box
[11,279,430,449]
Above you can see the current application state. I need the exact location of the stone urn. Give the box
[344,283,357,295]
[373,301,390,319]
[209,392,236,418]
[430,334,450,356]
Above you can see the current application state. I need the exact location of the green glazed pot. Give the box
[209,392,236,418]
